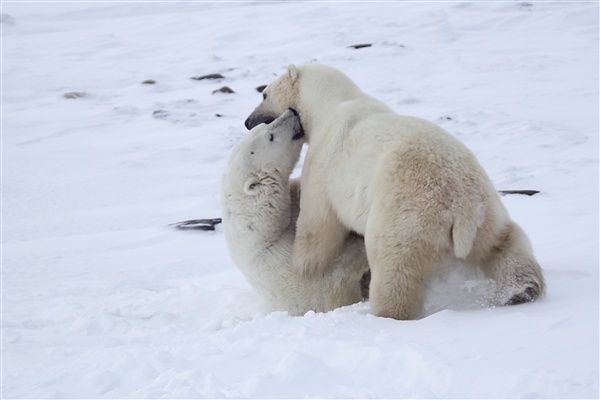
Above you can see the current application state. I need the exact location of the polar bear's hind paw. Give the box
[505,282,541,305]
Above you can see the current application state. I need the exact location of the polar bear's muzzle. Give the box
[244,109,304,139]
[245,114,276,130]
[263,108,304,141]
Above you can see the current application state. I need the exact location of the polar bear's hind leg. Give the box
[482,222,545,306]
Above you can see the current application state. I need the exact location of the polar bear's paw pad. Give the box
[504,282,541,305]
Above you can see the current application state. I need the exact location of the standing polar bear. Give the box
[245,64,545,320]
[221,109,369,316]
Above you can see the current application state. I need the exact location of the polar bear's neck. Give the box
[295,67,370,140]
[225,176,294,252]
[295,64,391,143]
[222,174,297,300]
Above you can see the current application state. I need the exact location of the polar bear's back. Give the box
[316,111,503,239]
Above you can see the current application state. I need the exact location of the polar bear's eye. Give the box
[269,134,274,142]
[263,93,267,100]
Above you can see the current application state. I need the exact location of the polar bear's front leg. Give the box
[292,196,349,278]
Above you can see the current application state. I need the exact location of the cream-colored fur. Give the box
[221,109,368,316]
[245,64,545,320]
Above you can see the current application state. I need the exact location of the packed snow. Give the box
[2,1,598,398]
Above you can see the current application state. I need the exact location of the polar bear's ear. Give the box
[287,64,299,82]
[244,178,260,196]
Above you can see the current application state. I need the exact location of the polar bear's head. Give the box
[245,65,301,130]
[245,64,359,133]
[231,108,305,196]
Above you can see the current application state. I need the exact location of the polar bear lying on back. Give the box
[221,109,368,315]
[245,64,546,320]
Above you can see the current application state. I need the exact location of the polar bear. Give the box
[245,64,545,320]
[221,109,369,316]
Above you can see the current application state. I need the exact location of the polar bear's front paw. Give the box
[293,257,325,279]
[292,249,329,279]
[292,224,348,278]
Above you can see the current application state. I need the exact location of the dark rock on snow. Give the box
[152,110,170,119]
[348,43,372,49]
[212,86,235,94]
[191,73,225,81]
[498,190,540,196]
[171,218,222,231]
[63,92,86,99]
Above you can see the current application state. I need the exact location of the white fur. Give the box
[221,109,368,316]
[246,64,545,320]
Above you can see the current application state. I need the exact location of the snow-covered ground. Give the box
[2,1,598,398]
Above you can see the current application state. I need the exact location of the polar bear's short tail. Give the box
[451,203,485,259]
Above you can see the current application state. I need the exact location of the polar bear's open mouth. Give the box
[292,130,304,140]
[288,108,305,140]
